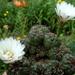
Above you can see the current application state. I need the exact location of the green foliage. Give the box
[61,29,75,56]
[0,60,10,75]
[0,0,59,38]
[0,0,75,38]
[0,60,5,75]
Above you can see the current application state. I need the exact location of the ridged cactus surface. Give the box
[44,33,61,49]
[28,30,44,46]
[30,24,50,34]
[62,54,75,75]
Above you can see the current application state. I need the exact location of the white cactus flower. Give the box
[55,2,75,25]
[0,37,25,64]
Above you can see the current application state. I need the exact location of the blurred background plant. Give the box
[0,0,75,37]
[0,0,58,38]
[0,0,75,49]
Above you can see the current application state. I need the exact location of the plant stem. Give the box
[56,26,62,38]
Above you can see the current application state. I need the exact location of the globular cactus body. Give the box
[45,60,64,75]
[62,54,75,75]
[30,24,50,34]
[44,33,61,49]
[46,45,72,61]
[31,62,47,74]
[28,30,44,46]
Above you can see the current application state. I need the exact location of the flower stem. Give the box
[56,26,62,38]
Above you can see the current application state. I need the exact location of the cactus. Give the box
[35,45,46,58]
[28,45,36,55]
[46,45,72,61]
[62,54,75,75]
[7,25,75,75]
[44,33,61,49]
[20,37,30,52]
[47,47,63,60]
[31,61,47,74]
[39,51,45,57]
[60,45,72,54]
[30,24,50,34]
[28,30,44,46]
[7,57,30,75]
[44,60,64,75]
[35,45,45,54]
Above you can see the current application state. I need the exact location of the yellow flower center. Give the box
[5,51,12,58]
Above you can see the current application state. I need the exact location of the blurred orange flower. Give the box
[14,0,28,7]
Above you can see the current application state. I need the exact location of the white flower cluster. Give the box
[0,37,25,64]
